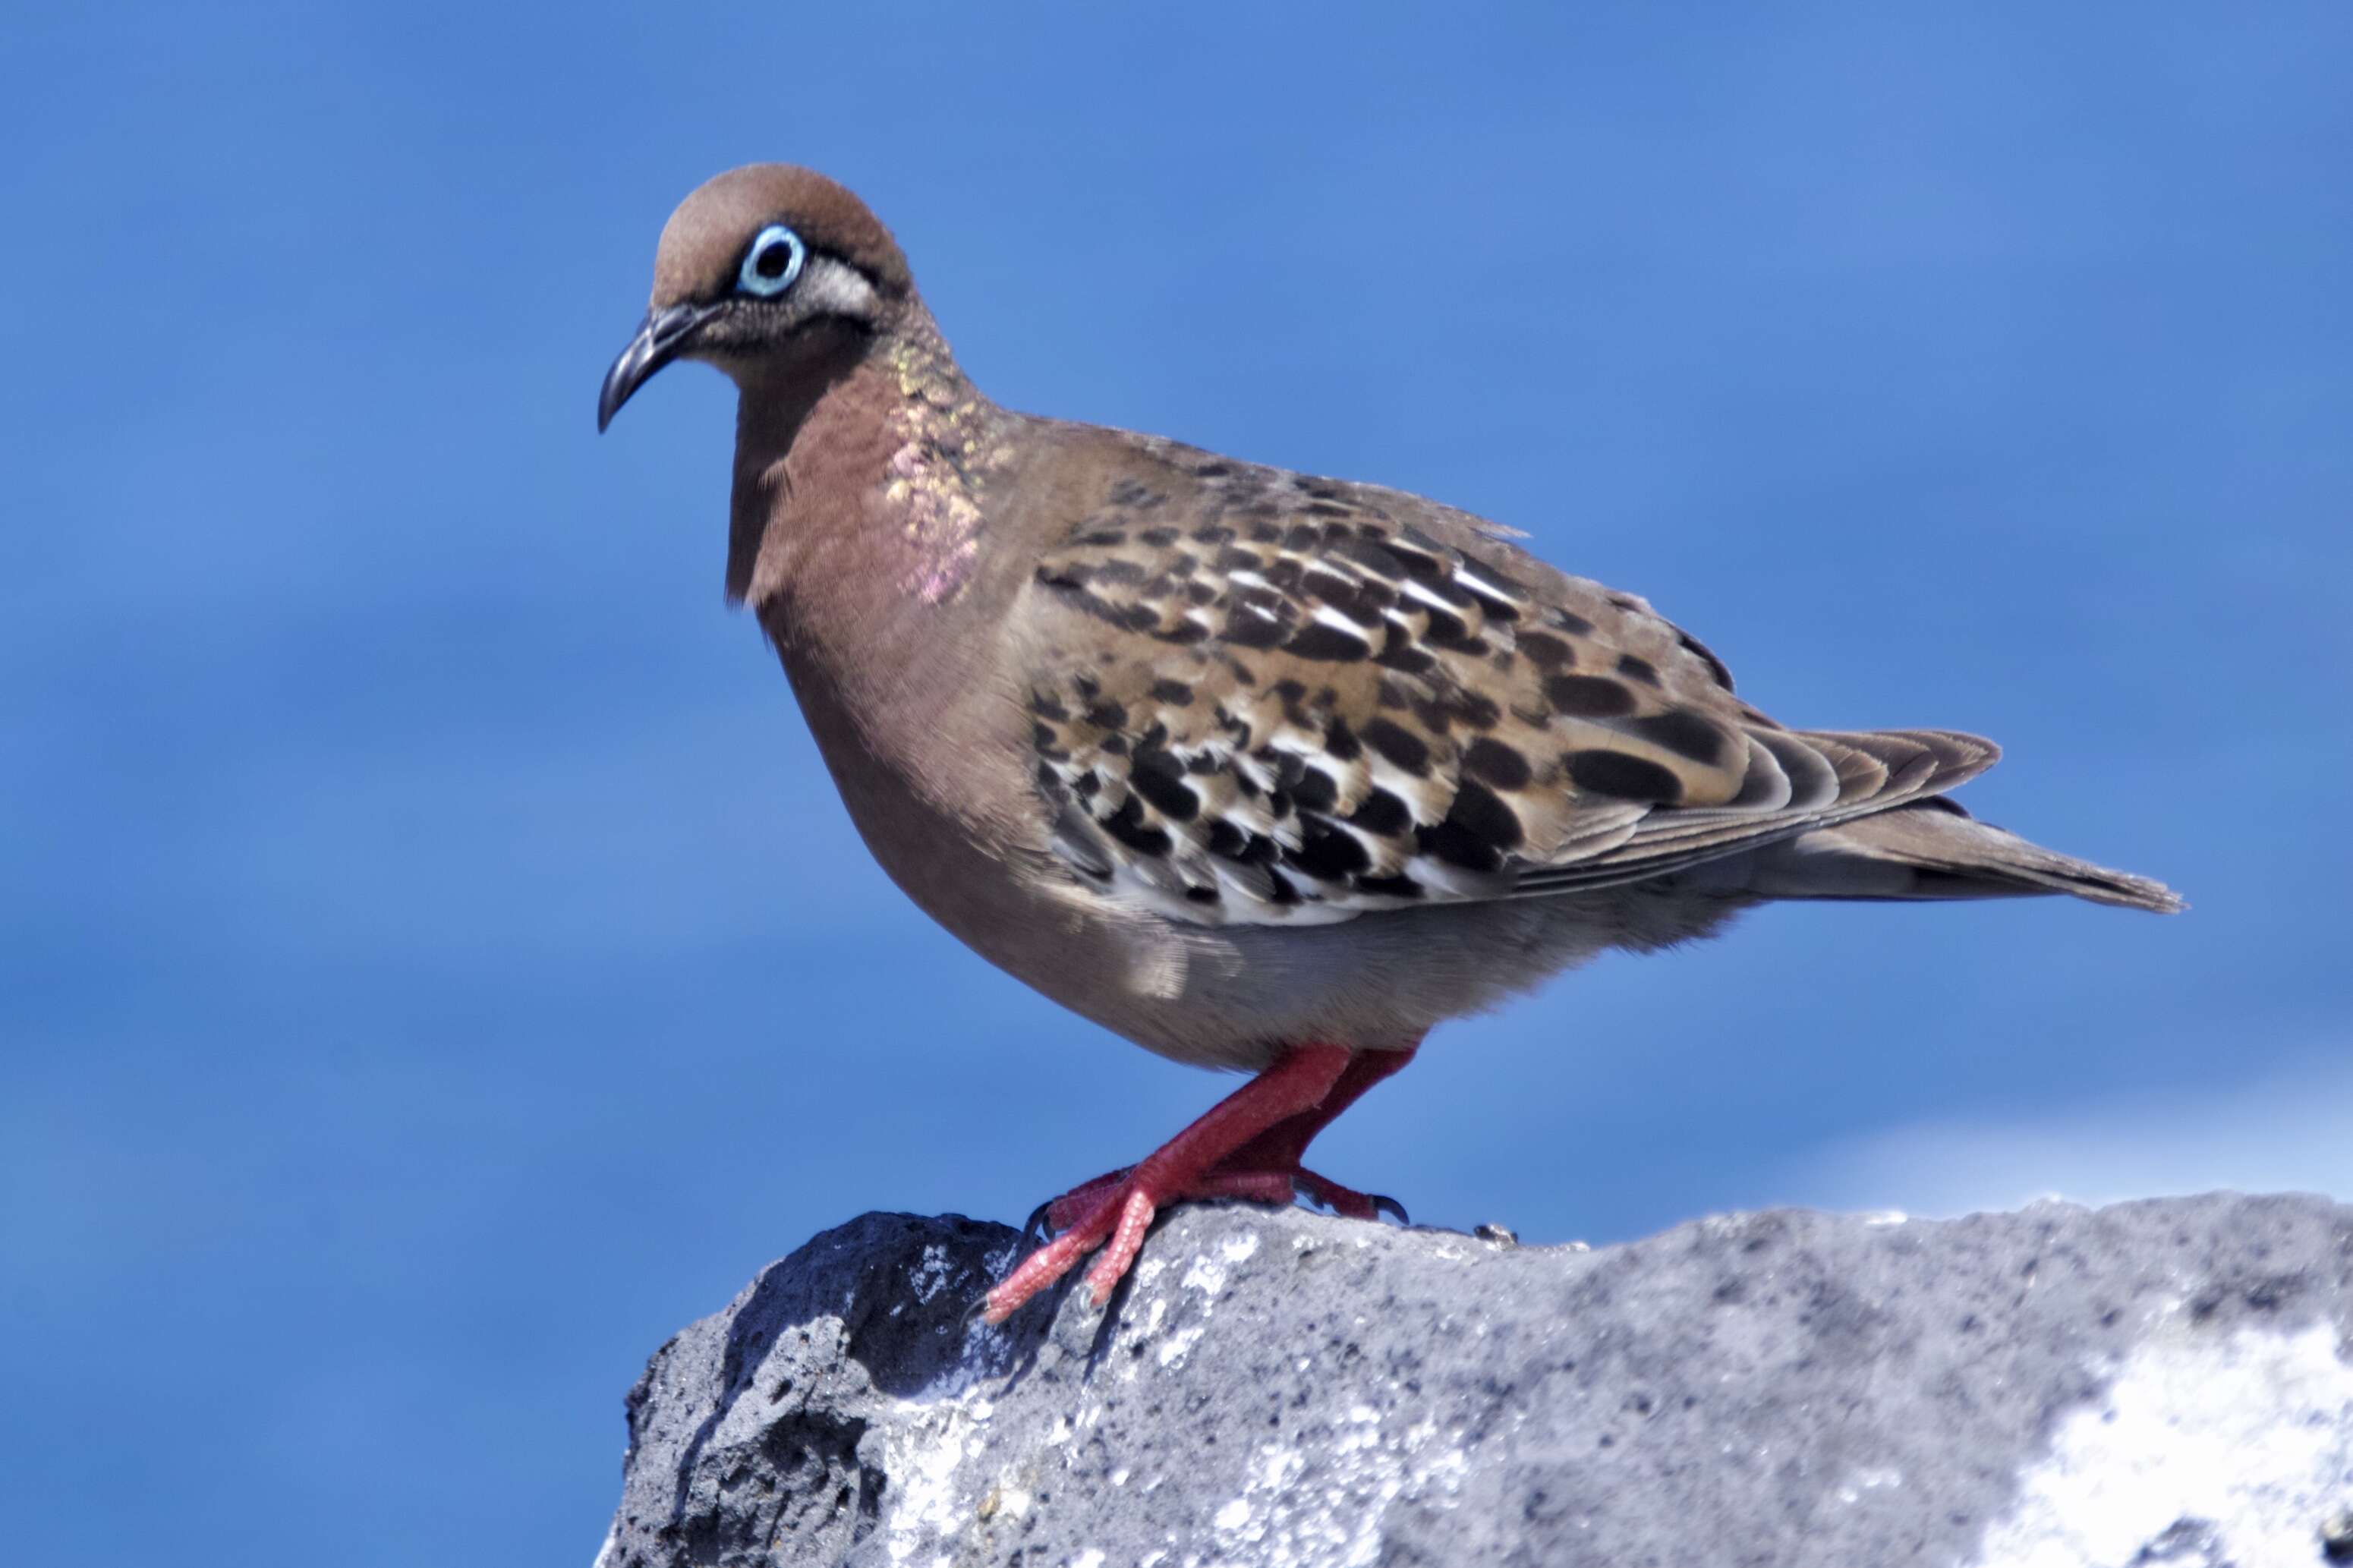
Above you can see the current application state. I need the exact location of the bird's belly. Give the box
[776,634,1749,1069]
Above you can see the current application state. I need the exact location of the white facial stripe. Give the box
[796,255,879,322]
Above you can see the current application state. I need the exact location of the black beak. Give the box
[597,304,714,432]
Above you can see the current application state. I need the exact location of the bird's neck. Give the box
[726,316,998,600]
[725,311,1020,738]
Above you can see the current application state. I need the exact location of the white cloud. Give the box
[1776,1050,2353,1217]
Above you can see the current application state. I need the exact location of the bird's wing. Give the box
[1022,434,1995,927]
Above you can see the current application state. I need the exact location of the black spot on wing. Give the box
[1545,675,1636,718]
[1518,631,1576,669]
[1224,607,1288,649]
[1286,821,1370,880]
[1354,873,1423,899]
[1373,641,1435,675]
[1290,767,1340,814]
[1566,749,1684,804]
[1361,717,1432,776]
[1548,608,1595,637]
[1416,819,1504,874]
[1331,537,1407,581]
[1615,654,1661,686]
[1346,788,1410,836]
[1444,778,1524,853]
[1624,710,1730,767]
[1129,749,1200,822]
[1102,794,1174,854]
[1676,630,1734,691]
[1284,623,1373,662]
[1461,737,1533,790]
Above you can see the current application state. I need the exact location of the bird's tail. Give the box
[1741,797,2185,913]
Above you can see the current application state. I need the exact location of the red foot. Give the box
[1029,1160,1403,1236]
[1293,1167,1409,1223]
[982,1041,1421,1324]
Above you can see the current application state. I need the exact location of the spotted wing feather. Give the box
[1024,435,1994,926]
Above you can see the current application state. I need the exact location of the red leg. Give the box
[1200,1042,1419,1222]
[1212,1043,1419,1178]
[1027,1047,1422,1237]
[982,1043,1352,1322]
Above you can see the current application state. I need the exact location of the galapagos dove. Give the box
[597,165,2181,1322]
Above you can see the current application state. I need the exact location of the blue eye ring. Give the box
[737,224,806,297]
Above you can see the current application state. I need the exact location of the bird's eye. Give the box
[736,225,806,298]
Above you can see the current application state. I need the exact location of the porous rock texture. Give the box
[596,1195,2353,1567]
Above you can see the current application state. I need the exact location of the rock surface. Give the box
[596,1195,2353,1567]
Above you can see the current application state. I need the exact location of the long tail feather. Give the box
[1743,799,2185,913]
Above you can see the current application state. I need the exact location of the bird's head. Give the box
[597,164,915,431]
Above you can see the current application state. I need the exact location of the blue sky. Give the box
[4,4,2348,1563]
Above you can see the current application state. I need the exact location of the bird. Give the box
[597,164,2182,1324]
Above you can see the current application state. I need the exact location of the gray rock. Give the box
[596,1195,2353,1567]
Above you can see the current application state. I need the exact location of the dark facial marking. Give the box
[1616,654,1661,686]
